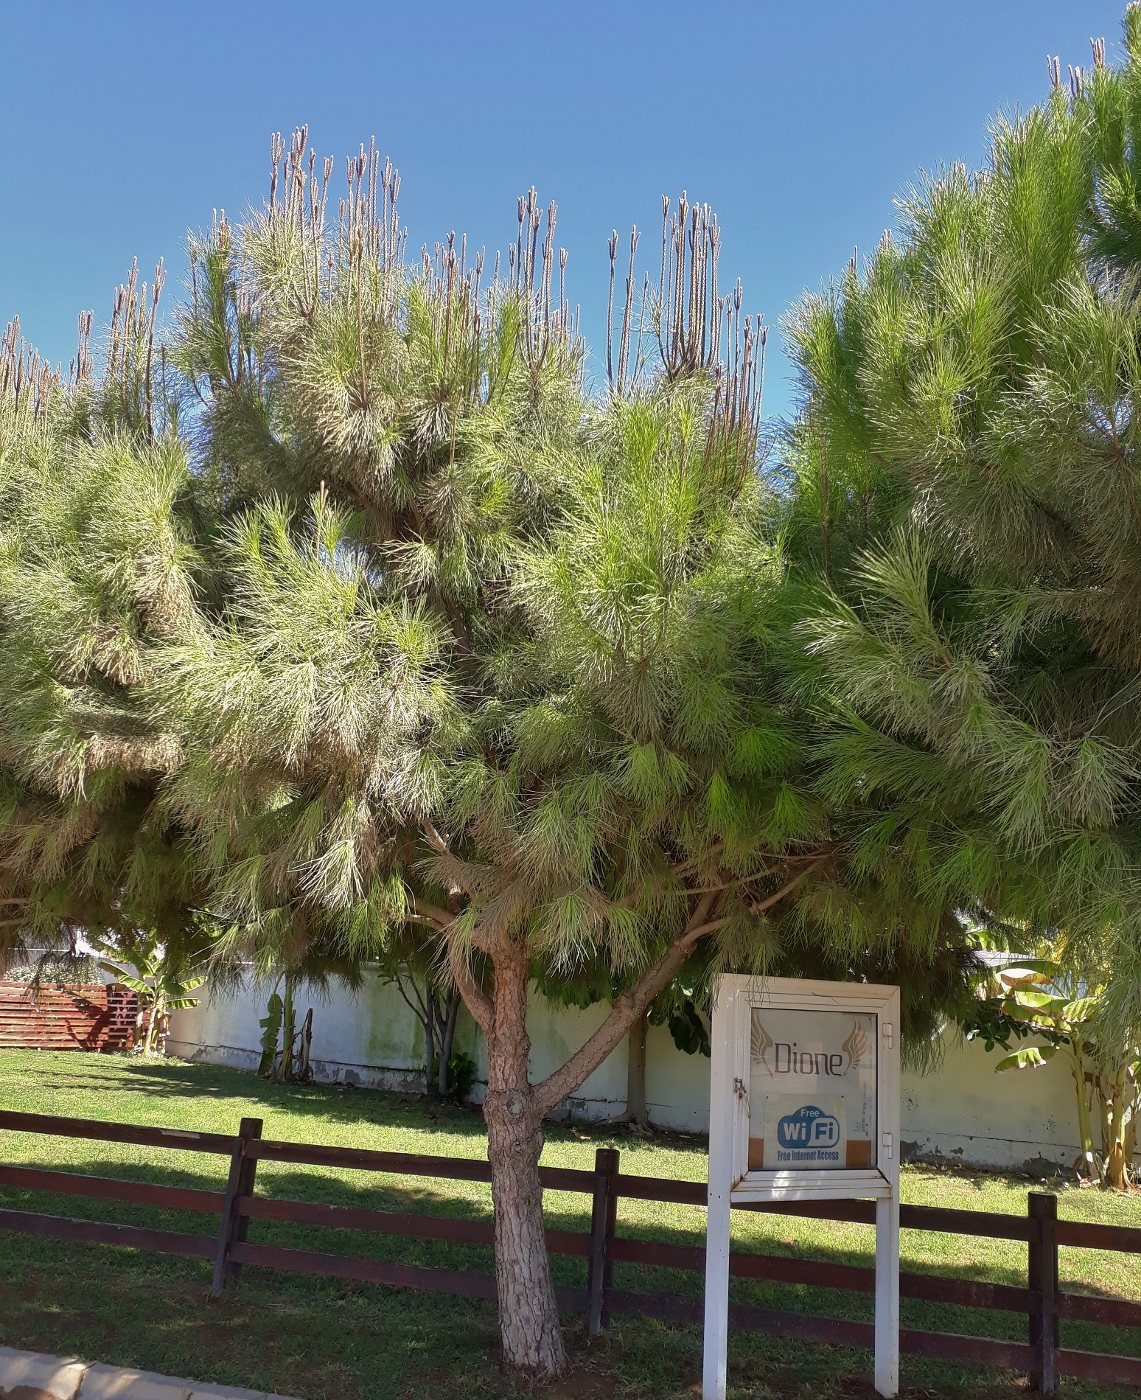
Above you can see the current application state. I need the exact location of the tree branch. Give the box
[409,897,452,930]
[677,915,733,946]
[533,859,826,1117]
[532,889,718,1117]
[392,972,429,1029]
[748,853,830,916]
[417,819,483,902]
[449,945,493,1037]
[418,818,451,858]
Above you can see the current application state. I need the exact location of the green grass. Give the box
[0,1049,1137,1400]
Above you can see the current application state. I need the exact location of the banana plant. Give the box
[257,988,284,1076]
[89,929,207,1056]
[257,973,314,1082]
[966,936,1139,1190]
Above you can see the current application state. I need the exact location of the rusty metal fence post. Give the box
[211,1115,262,1296]
[586,1146,620,1334]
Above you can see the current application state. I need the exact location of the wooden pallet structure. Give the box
[0,982,140,1052]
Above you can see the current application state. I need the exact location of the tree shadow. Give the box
[34,1058,495,1137]
[27,1055,711,1154]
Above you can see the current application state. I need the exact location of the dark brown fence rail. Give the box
[0,1108,1138,1396]
[0,983,139,1051]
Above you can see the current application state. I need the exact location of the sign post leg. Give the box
[874,1192,900,1397]
[702,986,736,1400]
[702,1174,732,1400]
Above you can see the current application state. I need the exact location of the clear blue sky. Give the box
[3,1,1129,424]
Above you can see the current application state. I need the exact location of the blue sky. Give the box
[3,1,1129,424]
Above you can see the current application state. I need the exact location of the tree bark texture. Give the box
[482,943,567,1378]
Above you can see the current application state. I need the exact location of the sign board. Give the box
[702,976,901,1399]
[749,1006,877,1171]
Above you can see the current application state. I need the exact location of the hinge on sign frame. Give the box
[881,1131,894,1160]
[882,1022,894,1049]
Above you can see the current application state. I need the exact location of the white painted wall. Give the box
[168,971,1132,1173]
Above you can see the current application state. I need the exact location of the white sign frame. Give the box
[702,975,901,1399]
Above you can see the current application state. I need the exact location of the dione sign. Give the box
[749,1007,877,1170]
[703,977,901,1399]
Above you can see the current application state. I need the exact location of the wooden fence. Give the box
[0,983,139,1052]
[0,1108,1138,1396]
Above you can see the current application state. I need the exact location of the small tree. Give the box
[378,928,469,1099]
[257,973,314,1081]
[963,935,1139,1189]
[224,932,369,1084]
[155,154,808,1376]
[89,928,207,1055]
[89,929,207,1052]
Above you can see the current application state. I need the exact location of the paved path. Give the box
[0,1347,299,1400]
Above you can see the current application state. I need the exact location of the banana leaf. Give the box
[995,1044,1059,1071]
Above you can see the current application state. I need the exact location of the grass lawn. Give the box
[0,1049,1137,1400]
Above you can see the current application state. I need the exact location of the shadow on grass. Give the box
[27,1056,712,1157]
[33,1058,494,1134]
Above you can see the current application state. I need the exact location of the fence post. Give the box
[1028,1191,1059,1397]
[211,1115,262,1297]
[586,1146,620,1334]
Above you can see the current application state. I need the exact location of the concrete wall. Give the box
[168,971,1118,1174]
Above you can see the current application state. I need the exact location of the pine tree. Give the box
[786,10,1141,1094]
[154,150,805,1374]
[1,133,982,1374]
[0,286,200,960]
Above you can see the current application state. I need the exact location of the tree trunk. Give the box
[1070,1048,1097,1181]
[424,991,437,1096]
[483,944,566,1379]
[446,889,779,1378]
[281,975,296,1083]
[438,987,461,1097]
[148,991,167,1056]
[1102,1067,1129,1191]
[625,1013,649,1127]
[297,1006,314,1081]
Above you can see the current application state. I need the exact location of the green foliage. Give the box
[665,995,710,1058]
[0,125,991,1054]
[256,976,316,1083]
[0,155,987,1091]
[431,1048,478,1104]
[960,931,1139,1189]
[257,991,283,1077]
[87,926,209,1055]
[786,10,1141,1077]
[0,123,1001,1372]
